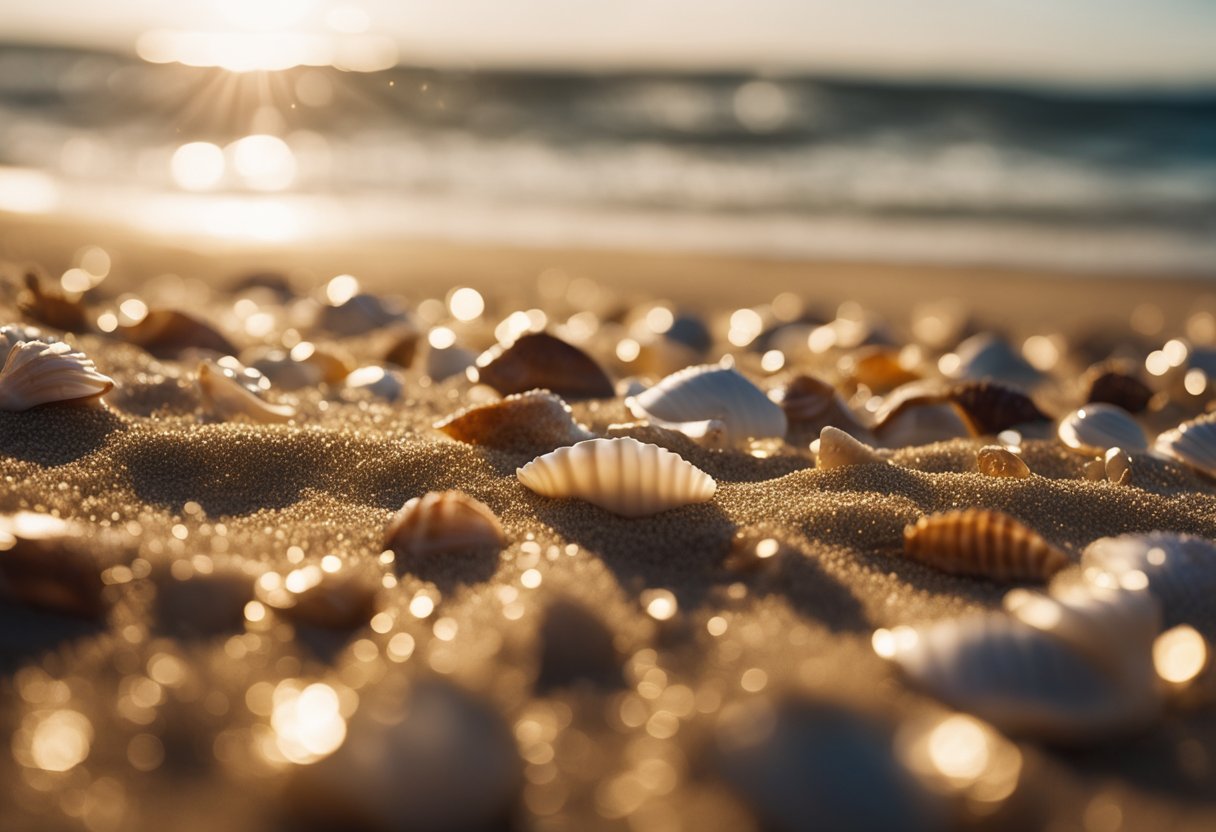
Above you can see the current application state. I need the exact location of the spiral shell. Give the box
[197,359,295,423]
[472,331,614,399]
[902,510,1070,582]
[627,363,787,446]
[1057,403,1147,455]
[1154,414,1216,480]
[517,437,716,517]
[975,446,1031,478]
[1081,532,1216,630]
[436,389,592,452]
[815,426,890,470]
[383,491,506,558]
[0,340,113,411]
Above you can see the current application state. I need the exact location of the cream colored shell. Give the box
[1057,404,1147,455]
[384,490,506,557]
[1154,414,1216,480]
[976,446,1031,478]
[197,360,295,423]
[814,426,890,470]
[627,363,786,446]
[0,340,113,411]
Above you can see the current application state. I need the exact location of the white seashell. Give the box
[383,490,506,558]
[516,437,716,517]
[627,363,786,446]
[345,365,405,401]
[1057,404,1147,455]
[1080,532,1216,629]
[976,445,1031,478]
[950,333,1043,388]
[1154,414,1216,480]
[197,360,295,423]
[875,402,971,448]
[0,324,48,365]
[815,426,890,470]
[1104,447,1132,485]
[0,340,113,410]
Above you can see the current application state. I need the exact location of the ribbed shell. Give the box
[383,490,506,557]
[1081,532,1216,629]
[947,380,1051,435]
[902,509,1070,582]
[815,426,889,470]
[0,340,114,411]
[197,360,295,423]
[473,331,614,399]
[1057,404,1147,454]
[627,363,787,445]
[516,437,716,517]
[0,324,46,365]
[436,389,593,452]
[976,446,1031,478]
[1154,414,1216,479]
[1084,364,1153,413]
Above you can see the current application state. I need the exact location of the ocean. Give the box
[2,43,1215,275]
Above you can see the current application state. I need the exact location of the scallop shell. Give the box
[0,340,114,411]
[516,437,716,518]
[0,512,108,618]
[627,363,787,445]
[436,389,593,452]
[976,446,1031,478]
[473,331,614,399]
[1057,403,1147,455]
[946,381,1051,435]
[117,308,237,357]
[197,359,295,423]
[1084,364,1153,414]
[902,509,1070,582]
[383,490,506,558]
[815,426,890,470]
[1154,414,1216,479]
[18,271,89,331]
[780,374,871,438]
[1104,447,1132,485]
[1081,532,1216,629]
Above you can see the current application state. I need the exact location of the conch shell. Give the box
[0,339,113,410]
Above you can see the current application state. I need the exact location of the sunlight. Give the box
[171,142,226,191]
[0,167,59,214]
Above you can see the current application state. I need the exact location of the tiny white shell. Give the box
[1081,532,1216,629]
[627,363,786,446]
[517,437,716,517]
[1057,404,1147,455]
[197,360,295,423]
[1104,447,1132,485]
[815,426,890,470]
[0,340,114,411]
[1154,414,1216,480]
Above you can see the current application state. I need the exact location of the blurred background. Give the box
[1,0,1215,275]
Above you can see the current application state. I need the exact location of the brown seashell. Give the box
[946,381,1051,435]
[256,562,380,629]
[839,346,920,393]
[902,509,1070,582]
[471,331,613,399]
[383,491,506,558]
[1082,458,1106,481]
[976,446,1031,478]
[383,325,420,369]
[435,389,592,453]
[0,513,109,618]
[1084,363,1153,414]
[780,374,871,438]
[118,308,237,358]
[18,271,89,332]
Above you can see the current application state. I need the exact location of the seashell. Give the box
[425,341,477,382]
[1082,458,1106,481]
[248,349,323,390]
[0,323,47,365]
[1154,413,1216,480]
[383,490,506,558]
[839,345,920,393]
[256,562,380,629]
[117,308,237,357]
[0,340,114,411]
[875,402,971,447]
[0,512,108,618]
[383,325,420,369]
[1080,532,1216,630]
[435,389,592,453]
[516,437,716,517]
[814,426,890,470]
[1058,403,1147,455]
[472,331,614,399]
[1104,447,1132,485]
[18,271,89,331]
[779,374,871,438]
[976,445,1031,478]
[946,380,1051,435]
[290,341,354,384]
[902,509,1070,582]
[950,333,1043,388]
[345,365,405,401]
[197,359,295,423]
[311,292,403,335]
[627,363,787,445]
[536,597,622,691]
[1084,363,1153,414]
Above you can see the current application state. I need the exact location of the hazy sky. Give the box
[5,0,1216,87]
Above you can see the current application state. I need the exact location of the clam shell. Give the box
[117,308,237,357]
[902,510,1070,582]
[1154,414,1216,479]
[18,271,89,331]
[0,512,108,618]
[1084,363,1153,414]
[516,437,716,517]
[0,324,47,365]
[1057,403,1147,455]
[435,389,592,452]
[383,490,506,558]
[627,363,787,445]
[0,340,113,410]
[197,359,295,423]
[976,446,1031,478]
[950,333,1043,388]
[1081,532,1216,630]
[1104,447,1132,485]
[473,331,613,399]
[815,426,890,470]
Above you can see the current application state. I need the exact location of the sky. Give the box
[3,0,1216,88]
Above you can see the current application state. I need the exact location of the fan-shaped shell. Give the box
[1081,532,1216,629]
[1058,404,1147,455]
[815,426,890,470]
[197,359,295,423]
[383,490,506,557]
[947,381,1051,435]
[902,510,1070,582]
[473,331,614,399]
[0,340,113,411]
[436,389,592,452]
[516,437,716,517]
[117,308,237,357]
[0,324,46,364]
[627,363,787,445]
[1155,414,1216,479]
[976,446,1031,478]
